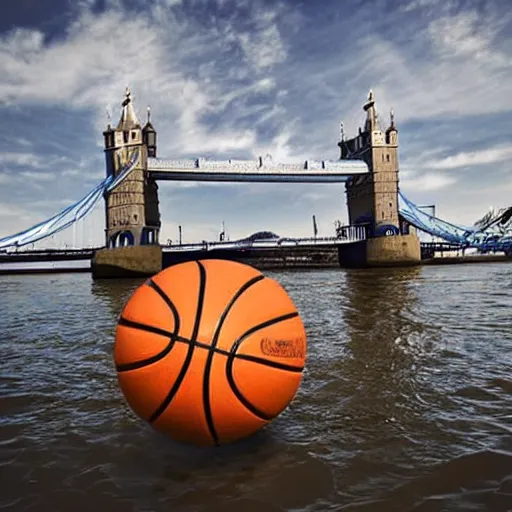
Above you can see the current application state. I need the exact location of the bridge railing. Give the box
[163,226,367,252]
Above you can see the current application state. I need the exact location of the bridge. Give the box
[0,88,510,275]
[147,156,368,183]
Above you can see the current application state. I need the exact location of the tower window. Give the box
[386,154,390,162]
[134,214,138,222]
[131,131,137,140]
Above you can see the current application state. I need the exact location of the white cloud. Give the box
[429,11,511,67]
[0,152,44,168]
[19,171,56,182]
[340,9,512,128]
[0,173,12,185]
[401,173,457,192]
[425,145,512,170]
[0,1,288,160]
[235,24,287,70]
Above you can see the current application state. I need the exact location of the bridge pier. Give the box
[91,245,162,278]
[337,233,421,268]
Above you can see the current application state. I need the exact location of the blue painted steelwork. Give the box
[0,150,139,249]
[398,191,512,252]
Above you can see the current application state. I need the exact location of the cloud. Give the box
[231,24,286,70]
[0,202,42,238]
[0,0,289,160]
[401,173,457,192]
[429,10,511,67]
[19,171,56,182]
[425,145,512,170]
[338,8,512,130]
[0,152,44,168]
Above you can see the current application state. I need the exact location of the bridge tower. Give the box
[102,88,161,248]
[337,90,420,266]
[338,90,400,234]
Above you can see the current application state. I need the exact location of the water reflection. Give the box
[90,278,144,320]
[342,266,423,381]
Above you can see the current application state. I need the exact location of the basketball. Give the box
[113,259,307,446]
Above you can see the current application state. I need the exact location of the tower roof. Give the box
[386,108,398,133]
[116,87,140,131]
[363,89,377,133]
[142,106,156,133]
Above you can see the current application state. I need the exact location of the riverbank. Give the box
[1,246,511,275]
[0,260,91,275]
[422,253,512,265]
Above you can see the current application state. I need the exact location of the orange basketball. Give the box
[113,259,307,446]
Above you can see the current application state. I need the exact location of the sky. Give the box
[0,0,511,246]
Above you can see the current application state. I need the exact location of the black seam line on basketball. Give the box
[115,321,303,374]
[226,311,300,422]
[115,281,180,373]
[115,317,177,372]
[176,336,304,372]
[146,279,181,337]
[203,274,266,446]
[148,261,207,425]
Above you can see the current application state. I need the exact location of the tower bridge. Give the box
[0,87,510,276]
[97,87,420,274]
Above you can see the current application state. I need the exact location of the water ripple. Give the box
[0,264,511,511]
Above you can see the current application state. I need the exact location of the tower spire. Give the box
[117,86,140,131]
[363,89,377,132]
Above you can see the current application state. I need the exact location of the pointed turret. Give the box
[117,87,140,131]
[103,123,114,150]
[112,87,142,146]
[385,108,398,145]
[363,89,377,133]
[142,106,157,157]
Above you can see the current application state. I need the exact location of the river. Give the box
[1,263,511,511]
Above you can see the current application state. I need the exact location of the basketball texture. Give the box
[114,259,307,446]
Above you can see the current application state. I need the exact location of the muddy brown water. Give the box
[1,263,511,511]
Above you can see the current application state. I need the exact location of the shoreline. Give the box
[1,250,510,276]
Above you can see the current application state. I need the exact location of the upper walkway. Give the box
[147,156,369,183]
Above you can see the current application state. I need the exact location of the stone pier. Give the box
[338,233,421,268]
[91,246,162,279]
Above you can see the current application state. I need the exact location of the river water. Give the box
[1,263,511,511]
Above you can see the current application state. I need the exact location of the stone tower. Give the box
[102,88,161,248]
[338,90,400,236]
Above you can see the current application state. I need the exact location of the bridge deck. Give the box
[147,157,368,183]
